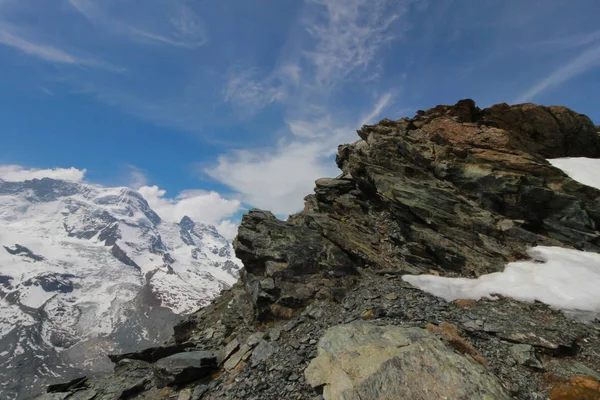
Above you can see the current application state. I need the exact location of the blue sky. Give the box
[1,0,600,237]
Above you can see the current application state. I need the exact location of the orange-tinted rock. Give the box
[550,375,600,400]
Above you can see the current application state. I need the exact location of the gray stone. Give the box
[268,326,282,341]
[251,339,277,367]
[509,344,544,370]
[302,304,325,320]
[568,362,600,381]
[260,277,275,291]
[305,321,510,400]
[283,318,302,332]
[246,331,266,347]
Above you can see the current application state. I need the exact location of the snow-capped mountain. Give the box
[0,177,242,399]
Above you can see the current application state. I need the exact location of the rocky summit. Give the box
[39,100,600,400]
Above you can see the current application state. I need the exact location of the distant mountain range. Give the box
[0,177,241,399]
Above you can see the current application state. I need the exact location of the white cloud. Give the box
[216,220,239,241]
[68,0,207,48]
[124,165,148,189]
[138,185,242,238]
[207,140,339,215]
[0,28,120,70]
[207,92,395,215]
[0,165,86,182]
[515,42,600,102]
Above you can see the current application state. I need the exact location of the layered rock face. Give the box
[42,100,600,400]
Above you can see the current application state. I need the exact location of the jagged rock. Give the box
[153,351,219,388]
[223,344,252,371]
[235,209,358,319]
[305,321,510,400]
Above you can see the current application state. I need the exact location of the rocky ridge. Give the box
[41,100,600,400]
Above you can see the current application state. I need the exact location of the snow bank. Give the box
[549,157,600,190]
[403,246,600,317]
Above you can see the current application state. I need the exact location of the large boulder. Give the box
[234,209,358,319]
[305,321,510,400]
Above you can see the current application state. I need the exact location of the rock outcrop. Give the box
[39,100,600,400]
[305,322,510,400]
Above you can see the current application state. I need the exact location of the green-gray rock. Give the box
[305,321,510,400]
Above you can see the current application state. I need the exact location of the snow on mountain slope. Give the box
[0,178,242,399]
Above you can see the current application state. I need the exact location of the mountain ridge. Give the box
[0,177,241,399]
[32,100,600,400]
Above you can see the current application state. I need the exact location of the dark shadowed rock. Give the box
[4,244,44,261]
[46,376,87,393]
[110,244,141,271]
[153,351,219,388]
[234,209,358,319]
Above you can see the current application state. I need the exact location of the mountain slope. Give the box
[42,100,600,400]
[0,178,241,399]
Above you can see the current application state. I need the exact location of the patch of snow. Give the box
[403,246,600,318]
[19,285,55,309]
[549,157,600,190]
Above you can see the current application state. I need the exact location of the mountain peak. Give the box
[179,215,196,231]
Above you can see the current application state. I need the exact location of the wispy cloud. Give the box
[223,0,412,115]
[223,69,287,111]
[516,42,600,103]
[68,0,207,48]
[0,28,121,70]
[209,0,414,214]
[359,91,395,126]
[536,30,600,49]
[302,0,410,90]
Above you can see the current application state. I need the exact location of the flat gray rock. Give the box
[305,321,510,400]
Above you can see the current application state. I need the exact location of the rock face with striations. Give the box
[41,100,600,400]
